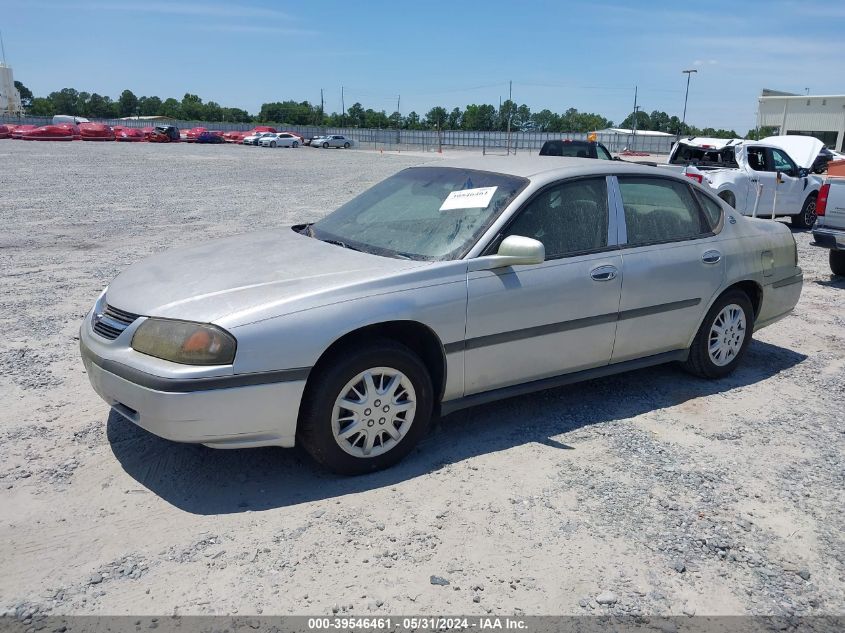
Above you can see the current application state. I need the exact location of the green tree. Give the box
[118,89,139,117]
[530,109,558,132]
[160,98,182,119]
[745,126,778,140]
[446,107,462,129]
[139,96,162,116]
[28,97,55,116]
[462,104,496,131]
[346,102,366,127]
[424,106,448,129]
[404,111,421,129]
[620,110,651,131]
[48,88,80,115]
[14,81,33,108]
[181,93,204,120]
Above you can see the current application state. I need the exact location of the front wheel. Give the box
[343,142,351,149]
[831,250,845,276]
[791,196,817,229]
[270,141,276,148]
[298,340,433,475]
[292,141,299,148]
[682,290,754,379]
[322,142,329,149]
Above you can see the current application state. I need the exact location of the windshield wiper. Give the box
[320,239,363,253]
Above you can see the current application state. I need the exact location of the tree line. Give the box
[13,82,745,137]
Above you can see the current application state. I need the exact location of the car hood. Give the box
[759,135,824,169]
[104,228,426,325]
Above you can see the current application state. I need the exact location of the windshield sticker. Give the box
[439,186,498,211]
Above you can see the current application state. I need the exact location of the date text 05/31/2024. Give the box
[307,617,528,630]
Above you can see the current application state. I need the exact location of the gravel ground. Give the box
[0,141,843,623]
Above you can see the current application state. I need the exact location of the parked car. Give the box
[0,124,10,139]
[243,132,275,146]
[313,134,353,149]
[78,123,115,141]
[259,132,301,148]
[304,135,323,146]
[148,125,180,143]
[811,177,845,275]
[195,131,225,144]
[79,157,802,474]
[539,139,616,160]
[185,127,208,142]
[666,136,824,228]
[52,114,89,126]
[20,125,76,141]
[115,127,145,142]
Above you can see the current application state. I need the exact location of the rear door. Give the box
[611,175,725,363]
[464,176,622,394]
[745,146,776,215]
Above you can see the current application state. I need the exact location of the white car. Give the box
[313,134,353,149]
[259,133,301,148]
[666,136,824,228]
[243,132,275,146]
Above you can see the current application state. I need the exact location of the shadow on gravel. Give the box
[108,339,806,515]
[815,276,845,288]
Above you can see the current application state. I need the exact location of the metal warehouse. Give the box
[758,88,845,151]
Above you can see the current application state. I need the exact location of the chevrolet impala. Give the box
[80,157,803,474]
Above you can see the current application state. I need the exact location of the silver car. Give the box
[80,157,803,474]
[313,134,352,149]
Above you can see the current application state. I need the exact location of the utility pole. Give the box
[319,88,324,125]
[341,85,345,128]
[506,79,512,155]
[631,85,639,137]
[681,69,697,135]
[397,94,400,115]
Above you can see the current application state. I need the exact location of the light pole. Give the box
[681,69,697,134]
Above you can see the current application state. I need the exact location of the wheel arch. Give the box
[688,279,763,348]
[303,320,448,405]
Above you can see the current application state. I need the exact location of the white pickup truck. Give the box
[811,177,845,275]
[666,136,824,228]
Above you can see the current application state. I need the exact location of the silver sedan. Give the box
[80,157,803,474]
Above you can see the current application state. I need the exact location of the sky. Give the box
[1,0,844,133]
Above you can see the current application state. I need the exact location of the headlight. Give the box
[131,319,236,365]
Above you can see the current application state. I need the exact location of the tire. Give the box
[322,142,329,149]
[292,141,299,148]
[718,191,736,208]
[831,250,845,276]
[270,141,276,148]
[791,195,817,229]
[682,290,754,379]
[343,142,351,149]
[298,339,433,475]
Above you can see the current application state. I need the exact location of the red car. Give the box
[116,128,146,142]
[79,123,115,141]
[21,125,76,141]
[10,125,38,139]
[0,124,12,139]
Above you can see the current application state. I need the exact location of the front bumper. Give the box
[812,227,845,251]
[80,322,307,449]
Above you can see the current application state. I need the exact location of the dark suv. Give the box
[539,139,616,160]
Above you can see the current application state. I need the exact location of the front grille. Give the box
[93,304,141,340]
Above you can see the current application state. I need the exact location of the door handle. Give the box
[702,250,722,264]
[590,265,618,281]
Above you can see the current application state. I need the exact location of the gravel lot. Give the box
[0,141,843,623]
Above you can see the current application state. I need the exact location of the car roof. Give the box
[426,155,677,181]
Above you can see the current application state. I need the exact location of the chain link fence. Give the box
[1,115,675,155]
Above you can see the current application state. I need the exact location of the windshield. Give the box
[311,166,528,261]
[540,141,593,158]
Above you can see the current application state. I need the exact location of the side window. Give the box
[595,144,612,160]
[694,190,724,231]
[746,147,767,171]
[618,177,710,245]
[770,149,796,176]
[503,178,609,258]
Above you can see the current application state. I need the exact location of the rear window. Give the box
[540,141,593,158]
[670,143,738,167]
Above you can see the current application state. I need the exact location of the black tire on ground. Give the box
[322,142,329,149]
[297,339,434,475]
[830,250,845,276]
[682,289,754,379]
[292,141,299,148]
[270,141,276,148]
[343,142,351,149]
[791,195,817,229]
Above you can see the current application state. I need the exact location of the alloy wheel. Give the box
[708,303,747,367]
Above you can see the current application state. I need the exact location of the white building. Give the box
[758,89,845,151]
[0,62,23,115]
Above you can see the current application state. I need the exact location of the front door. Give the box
[769,147,807,214]
[464,177,622,395]
[612,175,726,362]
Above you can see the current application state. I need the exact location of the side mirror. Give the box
[798,167,809,178]
[468,235,545,271]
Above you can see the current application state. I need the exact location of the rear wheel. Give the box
[298,340,433,475]
[791,195,817,229]
[682,290,754,378]
[831,251,845,276]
